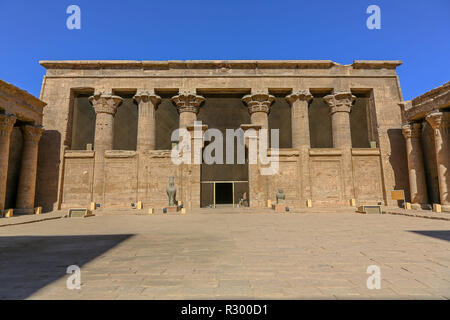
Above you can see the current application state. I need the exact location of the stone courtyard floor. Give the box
[0,208,449,299]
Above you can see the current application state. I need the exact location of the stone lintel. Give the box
[104,150,137,158]
[64,150,95,158]
[309,149,343,156]
[351,148,381,156]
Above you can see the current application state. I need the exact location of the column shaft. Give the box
[16,125,44,213]
[324,92,356,203]
[402,123,429,206]
[426,112,450,209]
[286,91,312,149]
[89,92,123,204]
[325,92,355,148]
[0,114,16,211]
[134,91,161,151]
[286,91,313,204]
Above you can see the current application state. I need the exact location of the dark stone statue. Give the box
[166,176,177,206]
[276,189,285,204]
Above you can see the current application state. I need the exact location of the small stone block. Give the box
[181,208,186,214]
[4,209,13,218]
[68,208,93,218]
[148,208,154,214]
[137,201,143,210]
[90,202,96,211]
[86,143,93,151]
[433,204,442,213]
[34,207,42,215]
[350,199,356,207]
[370,141,377,148]
[306,199,312,208]
[267,200,272,208]
[166,206,180,213]
[405,202,412,210]
[357,205,381,214]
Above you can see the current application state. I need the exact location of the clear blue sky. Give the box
[1,0,449,100]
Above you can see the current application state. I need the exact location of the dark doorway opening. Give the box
[215,183,233,205]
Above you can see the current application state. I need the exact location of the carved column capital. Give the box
[242,91,275,114]
[172,90,205,114]
[22,125,44,145]
[285,90,313,105]
[0,113,17,136]
[324,92,356,114]
[89,92,123,115]
[134,91,161,108]
[402,123,422,139]
[426,111,450,130]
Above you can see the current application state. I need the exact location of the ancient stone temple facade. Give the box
[400,82,450,212]
[0,80,46,214]
[36,60,409,212]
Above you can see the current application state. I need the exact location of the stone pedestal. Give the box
[165,205,180,213]
[272,204,286,212]
[89,92,123,204]
[134,91,161,151]
[0,113,16,211]
[172,90,205,128]
[16,125,44,213]
[324,92,356,203]
[426,112,450,211]
[402,123,429,207]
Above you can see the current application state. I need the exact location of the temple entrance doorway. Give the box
[197,94,250,208]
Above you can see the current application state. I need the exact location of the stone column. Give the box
[286,90,312,149]
[172,90,205,128]
[89,92,123,204]
[286,90,313,204]
[426,111,450,211]
[324,91,356,204]
[184,123,208,209]
[324,92,355,148]
[134,91,161,151]
[242,90,275,130]
[0,113,16,211]
[240,124,266,208]
[16,125,44,213]
[402,123,429,208]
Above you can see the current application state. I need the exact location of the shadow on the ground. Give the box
[0,234,133,299]
[409,230,450,242]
